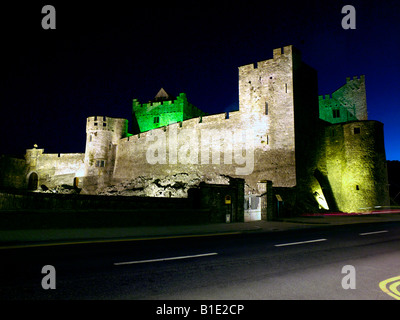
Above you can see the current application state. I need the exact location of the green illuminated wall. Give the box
[319,95,358,124]
[319,75,367,124]
[132,92,207,133]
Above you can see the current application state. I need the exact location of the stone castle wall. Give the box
[16,149,85,190]
[112,46,309,196]
[0,45,390,216]
[0,155,27,189]
[319,120,389,212]
[112,111,287,194]
[319,75,367,124]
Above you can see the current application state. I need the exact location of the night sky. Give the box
[1,1,399,160]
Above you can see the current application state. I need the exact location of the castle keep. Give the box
[0,45,390,217]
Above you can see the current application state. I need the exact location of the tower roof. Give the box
[152,88,174,102]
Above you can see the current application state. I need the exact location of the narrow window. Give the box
[333,109,340,119]
[354,127,361,134]
[265,102,268,115]
[356,185,360,190]
[89,135,92,142]
[285,83,288,93]
[154,116,160,124]
[95,160,106,167]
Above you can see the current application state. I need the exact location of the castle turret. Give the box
[82,116,128,193]
[324,120,389,212]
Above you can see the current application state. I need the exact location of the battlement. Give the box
[86,116,128,133]
[87,116,108,130]
[132,91,206,133]
[273,45,297,59]
[134,92,188,110]
[319,94,332,100]
[319,75,366,101]
[319,75,367,124]
[346,75,365,83]
[238,45,298,73]
[123,110,237,144]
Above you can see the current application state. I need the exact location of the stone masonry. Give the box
[0,45,390,216]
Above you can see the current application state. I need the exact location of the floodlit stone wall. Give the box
[322,120,389,212]
[24,148,85,189]
[112,46,312,196]
[0,45,390,216]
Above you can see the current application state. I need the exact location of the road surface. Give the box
[1,221,399,301]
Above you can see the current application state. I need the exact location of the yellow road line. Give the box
[0,231,242,250]
[389,281,400,298]
[379,276,400,300]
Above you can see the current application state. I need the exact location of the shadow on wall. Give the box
[314,169,338,212]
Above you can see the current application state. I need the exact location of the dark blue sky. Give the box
[1,1,399,160]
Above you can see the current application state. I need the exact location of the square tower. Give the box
[238,45,299,150]
[238,45,320,190]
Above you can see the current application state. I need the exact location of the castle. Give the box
[0,45,390,217]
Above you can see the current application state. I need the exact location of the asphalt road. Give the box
[1,221,400,301]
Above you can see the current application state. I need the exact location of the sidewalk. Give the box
[1,212,400,248]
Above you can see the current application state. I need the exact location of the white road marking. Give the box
[274,238,327,247]
[359,230,388,236]
[114,252,218,266]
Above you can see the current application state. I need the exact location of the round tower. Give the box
[341,121,389,212]
[83,116,128,193]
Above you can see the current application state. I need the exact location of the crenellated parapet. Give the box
[132,90,207,134]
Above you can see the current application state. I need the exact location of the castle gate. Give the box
[27,172,38,190]
[244,195,261,221]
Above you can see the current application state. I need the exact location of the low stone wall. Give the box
[0,191,208,229]
[0,190,189,211]
[0,179,245,229]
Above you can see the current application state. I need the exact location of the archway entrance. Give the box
[27,172,38,190]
